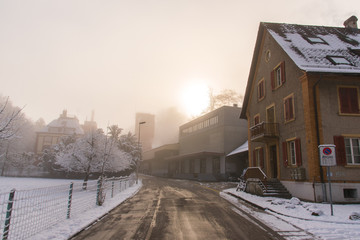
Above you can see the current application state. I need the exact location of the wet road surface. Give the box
[70,176,284,240]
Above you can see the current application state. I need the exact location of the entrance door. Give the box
[269,145,278,178]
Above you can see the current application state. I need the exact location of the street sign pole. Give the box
[327,166,334,216]
[319,144,336,216]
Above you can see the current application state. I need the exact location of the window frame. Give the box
[282,138,302,167]
[345,137,360,165]
[271,62,286,90]
[254,114,260,126]
[337,86,360,115]
[257,78,265,101]
[327,56,352,66]
[283,93,295,123]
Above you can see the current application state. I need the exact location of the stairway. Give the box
[261,179,292,199]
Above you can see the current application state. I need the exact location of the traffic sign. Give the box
[319,145,336,166]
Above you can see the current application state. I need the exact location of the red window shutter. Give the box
[284,97,294,121]
[348,88,360,113]
[334,136,346,166]
[280,62,286,84]
[339,87,360,114]
[252,150,257,166]
[295,138,302,166]
[282,141,288,167]
[288,97,294,119]
[339,88,350,113]
[271,70,275,90]
[260,148,264,168]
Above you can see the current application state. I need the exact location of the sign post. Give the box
[319,144,336,216]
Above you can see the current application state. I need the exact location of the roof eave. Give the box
[240,23,266,119]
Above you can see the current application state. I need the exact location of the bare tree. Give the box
[207,89,243,112]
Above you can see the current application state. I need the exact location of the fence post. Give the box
[96,178,101,206]
[67,183,73,219]
[111,181,114,198]
[3,189,15,240]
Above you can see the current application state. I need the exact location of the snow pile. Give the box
[224,188,360,240]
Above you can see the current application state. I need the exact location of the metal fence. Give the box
[0,175,136,240]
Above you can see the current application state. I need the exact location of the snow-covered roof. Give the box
[264,22,360,73]
[227,140,248,157]
[38,112,84,135]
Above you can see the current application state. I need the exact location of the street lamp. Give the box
[136,121,146,183]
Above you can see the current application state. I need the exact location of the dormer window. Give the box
[327,56,352,65]
[304,36,327,44]
[350,48,360,56]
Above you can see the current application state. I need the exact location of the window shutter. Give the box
[284,98,290,121]
[280,62,286,84]
[282,141,288,167]
[289,97,294,119]
[295,138,302,166]
[339,88,350,113]
[271,70,275,90]
[252,150,257,167]
[260,148,264,168]
[333,136,346,166]
[348,88,360,113]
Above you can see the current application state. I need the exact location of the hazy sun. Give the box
[180,82,210,117]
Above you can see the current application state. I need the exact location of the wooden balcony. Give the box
[250,122,279,142]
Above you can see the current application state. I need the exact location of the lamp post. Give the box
[136,121,146,184]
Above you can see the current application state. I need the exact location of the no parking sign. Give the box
[319,144,336,166]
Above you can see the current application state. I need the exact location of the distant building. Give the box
[82,110,97,134]
[35,110,85,154]
[241,17,360,202]
[135,113,155,152]
[142,105,248,181]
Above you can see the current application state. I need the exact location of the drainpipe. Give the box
[313,75,327,202]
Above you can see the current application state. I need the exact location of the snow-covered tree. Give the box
[0,96,37,176]
[0,96,24,141]
[118,131,141,182]
[54,127,133,191]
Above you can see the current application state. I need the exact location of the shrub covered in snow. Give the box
[349,212,360,220]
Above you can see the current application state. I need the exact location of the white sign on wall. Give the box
[319,144,336,166]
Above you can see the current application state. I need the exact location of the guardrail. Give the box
[0,175,135,240]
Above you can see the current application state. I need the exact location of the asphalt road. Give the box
[70,176,284,240]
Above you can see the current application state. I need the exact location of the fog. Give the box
[0,0,358,144]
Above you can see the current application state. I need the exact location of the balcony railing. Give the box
[250,122,279,142]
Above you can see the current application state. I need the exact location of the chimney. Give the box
[343,15,358,29]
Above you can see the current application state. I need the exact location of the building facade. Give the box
[241,18,360,202]
[142,105,248,181]
[35,110,85,154]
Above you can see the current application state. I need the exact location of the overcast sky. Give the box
[1,0,358,131]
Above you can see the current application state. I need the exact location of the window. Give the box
[289,141,296,165]
[282,138,302,167]
[271,62,286,90]
[252,148,264,168]
[254,114,260,125]
[258,79,265,101]
[284,94,295,122]
[304,36,327,44]
[200,159,206,173]
[338,86,360,114]
[327,56,352,65]
[344,189,357,199]
[345,138,360,165]
[213,158,220,174]
[334,136,360,166]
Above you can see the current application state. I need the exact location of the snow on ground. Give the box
[0,177,84,193]
[223,188,360,240]
[0,176,142,240]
